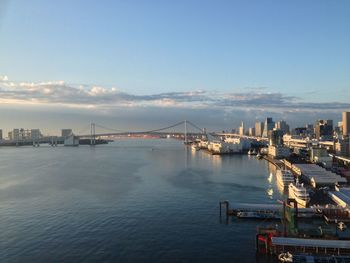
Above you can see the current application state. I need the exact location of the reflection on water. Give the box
[0,140,283,263]
[267,188,274,199]
[267,172,273,183]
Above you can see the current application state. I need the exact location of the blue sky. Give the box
[0,0,350,134]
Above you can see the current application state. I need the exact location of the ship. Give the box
[288,180,310,208]
[276,169,294,190]
[191,144,200,151]
[247,149,257,155]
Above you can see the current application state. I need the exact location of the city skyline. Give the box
[1,0,350,132]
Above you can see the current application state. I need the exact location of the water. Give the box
[0,139,282,262]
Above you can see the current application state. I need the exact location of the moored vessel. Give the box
[276,169,294,189]
[288,180,310,208]
[191,144,200,151]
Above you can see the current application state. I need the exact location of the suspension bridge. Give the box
[0,120,207,146]
[76,120,206,145]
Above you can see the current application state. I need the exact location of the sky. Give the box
[0,0,350,135]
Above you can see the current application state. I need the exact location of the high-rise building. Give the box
[306,124,314,137]
[238,121,245,136]
[275,120,290,134]
[262,117,275,137]
[268,129,284,146]
[292,127,307,136]
[343,112,350,135]
[248,127,255,136]
[315,120,333,140]
[255,122,264,137]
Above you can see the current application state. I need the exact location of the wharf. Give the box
[220,201,322,219]
[199,148,245,155]
[262,155,285,169]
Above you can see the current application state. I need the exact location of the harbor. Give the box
[213,142,350,262]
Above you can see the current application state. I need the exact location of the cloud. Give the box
[0,75,8,81]
[0,76,349,114]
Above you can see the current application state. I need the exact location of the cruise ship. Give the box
[276,169,294,190]
[288,181,310,208]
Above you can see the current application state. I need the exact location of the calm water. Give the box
[0,139,282,262]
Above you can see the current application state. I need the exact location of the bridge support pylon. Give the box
[90,122,96,146]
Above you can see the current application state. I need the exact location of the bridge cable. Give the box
[94,123,128,133]
[186,121,204,133]
[139,121,185,134]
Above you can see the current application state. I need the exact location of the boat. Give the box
[338,221,347,231]
[288,180,310,208]
[236,211,280,219]
[256,153,263,159]
[276,169,294,189]
[248,149,257,155]
[278,252,293,262]
[191,144,200,151]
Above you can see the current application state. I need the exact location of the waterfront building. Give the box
[315,119,333,140]
[268,145,290,159]
[61,129,73,138]
[8,128,42,140]
[329,187,350,208]
[64,135,79,146]
[343,111,350,135]
[291,163,346,188]
[30,129,42,140]
[262,117,275,137]
[310,147,332,166]
[8,129,20,140]
[275,120,290,134]
[255,121,264,137]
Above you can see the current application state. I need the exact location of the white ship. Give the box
[191,144,200,151]
[288,180,310,208]
[276,169,294,189]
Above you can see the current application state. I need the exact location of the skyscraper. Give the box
[262,117,275,137]
[343,112,350,135]
[315,120,333,140]
[268,129,284,146]
[275,120,290,134]
[239,121,245,136]
[255,122,264,137]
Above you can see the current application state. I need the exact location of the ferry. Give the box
[276,169,294,189]
[288,180,310,208]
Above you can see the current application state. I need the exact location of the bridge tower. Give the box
[90,122,96,145]
[184,120,188,144]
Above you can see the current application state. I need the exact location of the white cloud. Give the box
[0,75,8,81]
[0,76,349,113]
